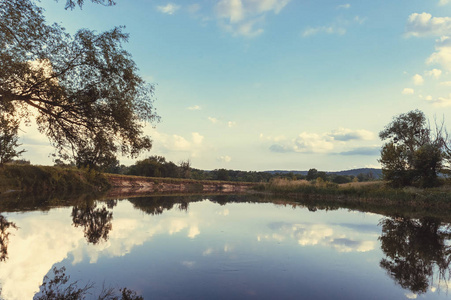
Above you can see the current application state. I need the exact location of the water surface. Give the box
[0,195,449,299]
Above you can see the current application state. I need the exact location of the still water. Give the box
[0,195,450,299]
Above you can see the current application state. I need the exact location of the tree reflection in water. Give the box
[128,196,190,215]
[34,266,143,300]
[0,214,17,262]
[379,216,451,294]
[71,201,113,245]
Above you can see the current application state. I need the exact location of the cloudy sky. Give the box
[20,0,451,171]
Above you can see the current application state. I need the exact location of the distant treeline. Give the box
[78,155,379,183]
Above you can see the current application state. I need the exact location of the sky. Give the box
[18,0,451,171]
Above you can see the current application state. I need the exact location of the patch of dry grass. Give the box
[339,181,384,189]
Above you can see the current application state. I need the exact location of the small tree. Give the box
[306,168,318,181]
[0,114,25,166]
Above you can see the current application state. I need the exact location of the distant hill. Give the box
[266,168,382,179]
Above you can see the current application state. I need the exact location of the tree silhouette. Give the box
[379,216,451,294]
[35,266,143,300]
[72,202,113,244]
[0,214,18,262]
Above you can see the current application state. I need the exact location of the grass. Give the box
[0,165,256,199]
[254,178,451,209]
[0,164,110,195]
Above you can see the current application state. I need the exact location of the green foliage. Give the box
[216,168,230,181]
[379,110,447,188]
[0,164,110,194]
[127,156,189,178]
[306,168,318,181]
[1,0,158,168]
[0,113,25,165]
[331,175,353,184]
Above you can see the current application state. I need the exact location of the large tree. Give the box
[0,0,159,167]
[379,110,447,187]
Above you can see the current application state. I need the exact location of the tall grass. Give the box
[255,178,451,206]
[0,164,110,195]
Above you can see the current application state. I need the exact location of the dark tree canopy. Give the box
[0,0,159,167]
[379,110,447,187]
[72,201,113,244]
[379,216,451,294]
[0,113,25,165]
[0,215,18,262]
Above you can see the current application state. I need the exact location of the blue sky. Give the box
[19,0,451,171]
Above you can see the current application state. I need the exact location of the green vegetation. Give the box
[379,110,450,188]
[0,164,110,194]
[111,156,379,184]
[0,114,25,165]
[1,0,158,168]
[256,178,451,208]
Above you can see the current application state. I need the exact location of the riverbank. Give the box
[104,173,254,197]
[0,165,255,197]
[255,178,451,210]
[0,164,110,194]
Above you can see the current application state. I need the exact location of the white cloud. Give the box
[187,105,201,110]
[234,18,264,37]
[328,128,374,141]
[268,128,375,154]
[302,25,346,37]
[425,68,442,79]
[425,94,451,106]
[405,292,418,299]
[188,3,201,14]
[173,135,190,150]
[260,133,286,142]
[402,88,415,95]
[188,225,200,238]
[354,16,367,25]
[157,3,181,15]
[427,36,451,71]
[406,13,451,37]
[150,130,205,155]
[259,222,376,253]
[412,74,424,85]
[181,261,196,268]
[215,0,291,37]
[217,155,232,162]
[192,132,204,145]
[202,248,214,256]
[365,163,382,169]
[208,117,218,124]
[439,0,451,6]
[337,4,350,9]
[440,80,451,85]
[216,208,230,216]
[227,121,236,128]
[302,16,364,37]
[292,132,334,153]
[216,0,244,23]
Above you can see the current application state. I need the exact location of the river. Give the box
[0,194,449,299]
